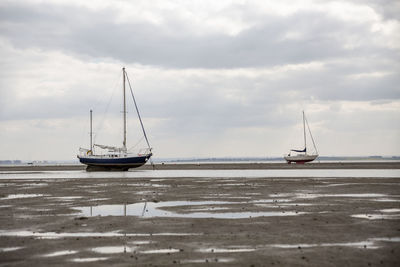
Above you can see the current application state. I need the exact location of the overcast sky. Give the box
[0,0,399,160]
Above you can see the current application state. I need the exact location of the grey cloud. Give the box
[1,2,397,69]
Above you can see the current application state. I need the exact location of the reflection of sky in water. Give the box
[181,258,234,263]
[351,214,400,220]
[0,194,47,200]
[0,230,199,238]
[1,169,399,179]
[269,193,389,199]
[42,250,77,257]
[75,201,305,219]
[270,241,379,249]
[71,257,108,262]
[197,247,255,253]
[269,238,400,249]
[92,246,134,254]
[0,247,23,252]
[139,248,180,254]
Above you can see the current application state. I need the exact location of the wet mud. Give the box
[0,171,399,266]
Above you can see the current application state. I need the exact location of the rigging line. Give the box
[128,136,145,151]
[304,114,318,155]
[93,72,121,144]
[125,71,152,150]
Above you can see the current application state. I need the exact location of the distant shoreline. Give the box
[1,161,399,171]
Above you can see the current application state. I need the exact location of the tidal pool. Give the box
[74,200,305,219]
[42,250,77,257]
[0,194,47,200]
[91,246,134,254]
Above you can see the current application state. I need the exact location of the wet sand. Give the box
[0,166,399,266]
[1,161,400,171]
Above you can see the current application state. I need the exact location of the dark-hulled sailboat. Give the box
[77,68,152,171]
[284,111,318,164]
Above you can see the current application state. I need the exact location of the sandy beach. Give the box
[0,163,399,266]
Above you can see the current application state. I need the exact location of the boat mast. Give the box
[90,109,93,154]
[303,110,306,153]
[122,67,127,152]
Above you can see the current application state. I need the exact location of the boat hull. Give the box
[78,154,152,171]
[284,154,318,164]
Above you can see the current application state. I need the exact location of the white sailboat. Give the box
[77,68,152,171]
[284,111,318,164]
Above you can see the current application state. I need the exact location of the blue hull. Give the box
[78,154,151,171]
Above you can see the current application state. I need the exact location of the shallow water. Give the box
[197,247,255,253]
[0,247,24,252]
[139,248,180,254]
[0,194,47,200]
[0,230,200,238]
[0,169,399,180]
[42,250,78,257]
[71,257,108,262]
[270,241,379,249]
[351,214,400,220]
[74,201,305,219]
[269,237,400,249]
[91,246,134,254]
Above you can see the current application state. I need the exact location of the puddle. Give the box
[181,258,234,263]
[269,237,400,249]
[197,246,255,253]
[139,248,180,254]
[74,201,305,219]
[88,198,111,201]
[374,198,400,202]
[371,237,400,242]
[42,250,77,257]
[47,196,83,200]
[380,209,400,213]
[271,241,378,249]
[71,257,108,262]
[222,196,252,199]
[127,183,170,188]
[250,199,292,203]
[351,214,400,220]
[0,247,23,252]
[91,246,134,254]
[0,230,200,238]
[270,193,388,199]
[0,194,47,200]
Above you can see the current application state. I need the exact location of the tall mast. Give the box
[303,110,306,152]
[90,109,93,154]
[122,67,127,152]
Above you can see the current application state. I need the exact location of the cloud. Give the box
[0,0,399,159]
[1,1,398,68]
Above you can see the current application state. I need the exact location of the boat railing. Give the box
[138,148,152,156]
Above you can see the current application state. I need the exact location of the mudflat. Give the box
[1,161,400,171]
[0,166,399,266]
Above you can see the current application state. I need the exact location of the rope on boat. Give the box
[304,114,318,155]
[125,72,152,151]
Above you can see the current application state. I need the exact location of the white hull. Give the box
[284,154,318,164]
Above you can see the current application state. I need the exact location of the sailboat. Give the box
[77,68,152,171]
[284,111,318,164]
